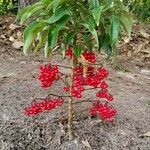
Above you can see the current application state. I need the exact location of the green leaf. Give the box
[44,42,52,58]
[82,23,99,49]
[18,2,44,24]
[89,0,100,9]
[48,27,59,49]
[111,15,120,44]
[105,44,112,58]
[112,45,117,64]
[47,5,70,24]
[88,17,95,31]
[56,14,70,30]
[53,0,61,12]
[82,33,93,50]
[60,43,66,58]
[119,12,132,36]
[102,33,111,48]
[16,5,31,21]
[65,31,75,45]
[34,29,48,54]
[23,21,46,55]
[91,29,99,49]
[46,1,53,11]
[92,6,102,26]
[102,1,113,12]
[74,46,82,58]
[42,0,53,5]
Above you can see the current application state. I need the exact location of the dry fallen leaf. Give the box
[81,139,91,149]
[53,129,66,145]
[9,36,15,42]
[144,54,150,59]
[139,29,150,39]
[16,31,22,41]
[123,36,132,43]
[0,35,6,39]
[9,23,19,30]
[140,132,150,138]
[139,48,150,54]
[12,40,23,49]
[141,69,150,75]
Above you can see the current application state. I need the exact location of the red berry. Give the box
[38,64,60,88]
[89,101,117,121]
[24,98,64,116]
[82,51,96,63]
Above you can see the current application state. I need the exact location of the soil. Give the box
[0,15,150,150]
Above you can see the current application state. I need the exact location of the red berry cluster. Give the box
[63,66,111,99]
[65,47,77,62]
[89,101,117,121]
[82,51,96,63]
[64,66,85,98]
[66,47,73,58]
[84,67,108,88]
[38,64,60,88]
[24,98,64,116]
[65,48,96,63]
[96,89,113,101]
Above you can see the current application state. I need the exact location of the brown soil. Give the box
[0,15,150,150]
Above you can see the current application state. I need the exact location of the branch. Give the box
[73,99,93,104]
[60,77,69,86]
[46,93,71,98]
[85,87,100,91]
[53,64,71,69]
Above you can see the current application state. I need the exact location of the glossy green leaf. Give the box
[82,23,99,49]
[65,31,75,45]
[23,21,46,55]
[61,43,66,58]
[53,0,61,12]
[16,5,31,21]
[119,12,132,36]
[34,29,48,54]
[112,45,117,64]
[18,2,44,24]
[47,5,70,24]
[88,17,95,31]
[105,44,112,58]
[74,46,82,58]
[48,27,59,49]
[91,29,99,49]
[111,15,120,44]
[42,0,53,5]
[83,33,93,50]
[92,6,102,26]
[44,42,52,58]
[56,15,70,30]
[89,0,99,8]
[102,1,113,12]
[102,33,111,48]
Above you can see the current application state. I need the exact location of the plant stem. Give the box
[68,96,73,140]
[68,57,74,140]
[46,93,71,98]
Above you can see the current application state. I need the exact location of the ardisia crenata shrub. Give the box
[17,0,132,140]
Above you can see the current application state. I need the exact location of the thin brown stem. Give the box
[46,93,71,98]
[53,64,71,69]
[58,71,69,77]
[59,77,69,87]
[73,99,93,104]
[68,96,73,140]
[68,59,74,140]
[85,87,100,91]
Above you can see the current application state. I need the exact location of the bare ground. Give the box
[0,15,150,150]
